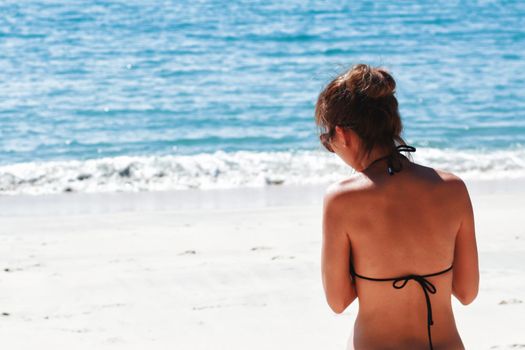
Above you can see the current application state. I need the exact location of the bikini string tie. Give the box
[350,263,453,350]
[389,264,453,350]
[392,275,437,349]
[363,144,417,175]
[387,144,416,175]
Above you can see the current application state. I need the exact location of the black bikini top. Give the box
[350,262,453,350]
[363,144,416,175]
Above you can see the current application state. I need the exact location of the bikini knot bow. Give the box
[392,274,437,326]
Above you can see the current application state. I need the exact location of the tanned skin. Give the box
[321,127,479,350]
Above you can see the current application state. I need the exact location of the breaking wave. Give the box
[1,147,524,195]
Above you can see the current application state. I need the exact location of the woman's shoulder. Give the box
[418,165,471,203]
[431,167,468,190]
[432,167,460,181]
[322,178,363,219]
[323,174,370,205]
[324,167,470,205]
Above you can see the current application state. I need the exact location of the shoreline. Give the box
[1,176,525,217]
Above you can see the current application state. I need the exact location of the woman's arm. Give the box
[321,187,357,314]
[452,179,479,305]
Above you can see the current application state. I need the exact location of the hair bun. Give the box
[344,64,396,99]
[315,62,406,157]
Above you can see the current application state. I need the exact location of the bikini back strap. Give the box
[350,264,453,350]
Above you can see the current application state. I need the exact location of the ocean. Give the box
[1,0,524,194]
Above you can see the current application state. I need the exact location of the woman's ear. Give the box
[334,126,349,147]
[336,126,355,148]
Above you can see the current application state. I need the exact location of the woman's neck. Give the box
[356,146,394,172]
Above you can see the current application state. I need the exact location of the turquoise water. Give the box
[1,1,525,194]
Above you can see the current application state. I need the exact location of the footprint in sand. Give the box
[3,263,41,272]
[271,255,295,260]
[490,345,525,349]
[179,250,196,255]
[60,327,90,333]
[99,303,126,309]
[193,302,267,311]
[250,246,272,251]
[106,337,125,344]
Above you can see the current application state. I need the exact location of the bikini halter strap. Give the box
[363,144,416,175]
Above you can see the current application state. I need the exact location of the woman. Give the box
[316,64,479,350]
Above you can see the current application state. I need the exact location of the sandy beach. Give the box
[0,178,524,350]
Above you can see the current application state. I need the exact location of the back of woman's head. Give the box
[315,63,406,157]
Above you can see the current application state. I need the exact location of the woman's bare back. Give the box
[321,157,478,350]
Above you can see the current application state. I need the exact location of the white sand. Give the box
[0,179,524,349]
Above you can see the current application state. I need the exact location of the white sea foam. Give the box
[0,147,524,195]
